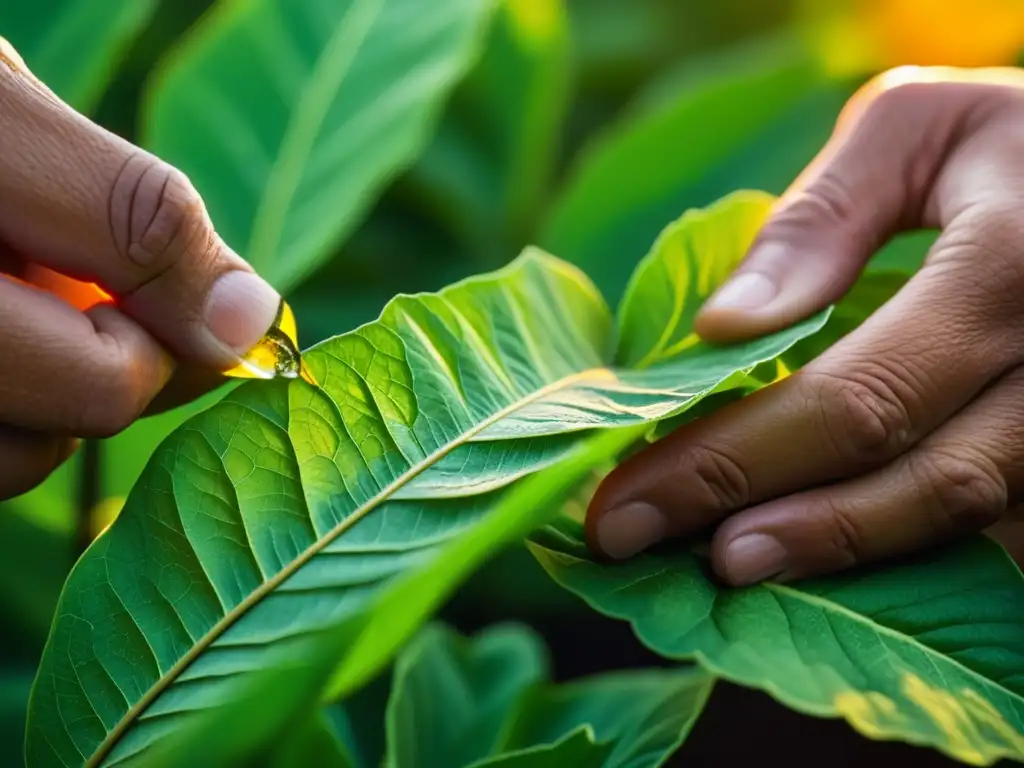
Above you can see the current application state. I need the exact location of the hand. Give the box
[586,65,1024,585]
[0,38,281,499]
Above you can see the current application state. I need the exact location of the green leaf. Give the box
[0,0,156,111]
[321,669,391,768]
[102,385,236,503]
[142,0,493,293]
[531,519,1024,766]
[386,622,713,768]
[543,39,850,302]
[28,194,828,767]
[144,425,651,768]
[406,0,571,262]
[471,728,611,768]
[265,712,353,768]
[386,623,548,768]
[476,665,713,768]
[616,190,776,368]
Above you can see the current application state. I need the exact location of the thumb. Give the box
[694,68,991,344]
[0,36,279,369]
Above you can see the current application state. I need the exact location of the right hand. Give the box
[587,66,1024,586]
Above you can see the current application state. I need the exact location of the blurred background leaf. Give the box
[403,0,571,267]
[142,0,494,293]
[0,0,157,111]
[542,37,851,303]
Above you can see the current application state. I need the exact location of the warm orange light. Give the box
[802,0,1024,76]
[865,0,1024,68]
[23,264,112,311]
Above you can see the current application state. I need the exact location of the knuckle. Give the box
[760,174,867,245]
[809,369,914,465]
[819,497,867,567]
[970,204,1024,276]
[109,153,214,273]
[794,174,862,227]
[909,449,1006,535]
[75,346,154,437]
[675,444,751,512]
[930,205,1024,328]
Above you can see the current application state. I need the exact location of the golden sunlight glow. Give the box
[802,0,1024,76]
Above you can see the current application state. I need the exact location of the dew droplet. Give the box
[223,300,317,385]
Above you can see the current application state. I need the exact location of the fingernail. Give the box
[724,533,787,585]
[205,270,281,354]
[704,272,777,312]
[596,501,667,559]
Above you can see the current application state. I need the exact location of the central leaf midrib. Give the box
[88,366,616,766]
[765,581,1024,712]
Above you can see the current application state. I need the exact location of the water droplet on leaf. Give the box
[224,300,317,385]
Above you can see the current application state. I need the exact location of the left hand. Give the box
[0,36,281,499]
[585,65,1024,585]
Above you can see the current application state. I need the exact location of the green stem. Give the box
[74,439,101,560]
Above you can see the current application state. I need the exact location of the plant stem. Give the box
[74,438,102,560]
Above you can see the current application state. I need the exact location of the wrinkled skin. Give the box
[0,37,280,499]
[587,66,1024,584]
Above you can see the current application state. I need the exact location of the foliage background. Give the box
[1,0,1022,765]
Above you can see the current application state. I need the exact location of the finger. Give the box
[16,259,225,417]
[587,237,1024,559]
[695,66,1024,343]
[0,276,174,436]
[0,427,77,500]
[0,36,280,369]
[17,258,225,417]
[710,367,1024,585]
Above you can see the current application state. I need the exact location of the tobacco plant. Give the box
[24,191,1024,767]
[4,1,1023,767]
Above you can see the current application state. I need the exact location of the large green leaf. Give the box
[101,385,235,507]
[143,0,493,293]
[0,0,156,111]
[542,39,850,302]
[531,519,1024,766]
[27,194,828,767]
[406,0,570,263]
[145,425,653,768]
[386,623,713,768]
